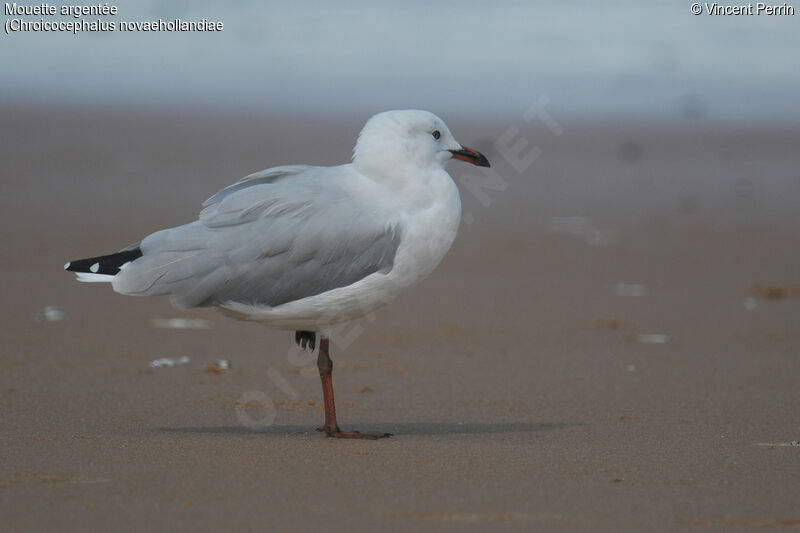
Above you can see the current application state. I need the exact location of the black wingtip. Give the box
[65,248,143,275]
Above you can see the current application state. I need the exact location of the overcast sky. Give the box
[2,1,799,121]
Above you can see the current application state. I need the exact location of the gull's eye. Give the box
[432,130,441,140]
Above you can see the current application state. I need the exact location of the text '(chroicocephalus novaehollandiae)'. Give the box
[66,109,490,439]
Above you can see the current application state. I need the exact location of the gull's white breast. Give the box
[220,167,462,331]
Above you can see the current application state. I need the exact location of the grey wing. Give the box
[112,172,402,310]
[202,165,312,207]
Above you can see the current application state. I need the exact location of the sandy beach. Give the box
[2,106,799,531]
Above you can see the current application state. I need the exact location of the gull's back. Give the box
[112,163,403,311]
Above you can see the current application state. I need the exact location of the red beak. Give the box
[450,145,490,167]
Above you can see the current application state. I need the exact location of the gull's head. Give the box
[353,110,490,178]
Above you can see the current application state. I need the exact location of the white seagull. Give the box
[66,110,490,439]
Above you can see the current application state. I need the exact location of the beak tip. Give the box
[450,146,491,168]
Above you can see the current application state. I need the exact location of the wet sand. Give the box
[2,106,800,531]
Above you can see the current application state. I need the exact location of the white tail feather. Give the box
[75,272,115,283]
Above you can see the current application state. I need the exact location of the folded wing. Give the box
[112,166,402,309]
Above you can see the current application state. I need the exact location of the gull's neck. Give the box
[354,155,452,208]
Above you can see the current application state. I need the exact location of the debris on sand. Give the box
[148,356,190,368]
[546,216,617,247]
[749,283,800,301]
[35,305,65,322]
[614,283,647,297]
[547,216,589,235]
[357,386,375,393]
[205,360,232,374]
[591,318,623,330]
[149,318,212,329]
[635,333,671,344]
[584,228,618,247]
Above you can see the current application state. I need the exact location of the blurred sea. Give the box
[2,1,799,122]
